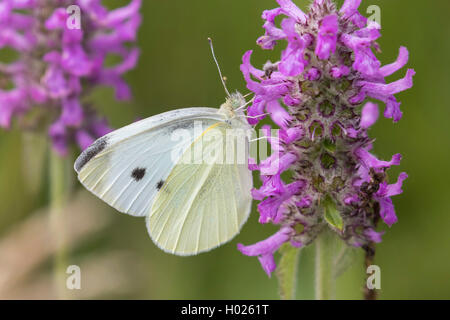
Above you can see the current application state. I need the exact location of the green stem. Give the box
[49,149,72,299]
[314,229,336,300]
[276,243,301,300]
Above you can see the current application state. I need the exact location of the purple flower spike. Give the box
[239,0,414,276]
[0,0,141,155]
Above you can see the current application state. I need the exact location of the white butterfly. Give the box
[74,92,254,256]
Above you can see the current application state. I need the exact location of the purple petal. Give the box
[252,174,285,199]
[349,90,366,105]
[344,194,360,205]
[377,172,408,198]
[113,47,140,74]
[364,228,384,243]
[295,196,312,208]
[355,148,402,170]
[353,47,381,76]
[247,97,267,125]
[266,99,291,129]
[358,69,416,99]
[377,197,398,226]
[384,96,403,122]
[49,120,68,156]
[360,102,379,129]
[260,152,297,176]
[341,25,382,76]
[29,84,47,103]
[239,226,296,277]
[279,43,306,76]
[330,65,350,78]
[386,172,408,196]
[75,130,95,150]
[315,15,338,60]
[45,8,67,30]
[105,0,141,26]
[258,8,286,49]
[62,44,92,76]
[60,97,84,127]
[345,126,358,138]
[238,227,291,257]
[258,254,277,277]
[276,0,307,24]
[257,179,305,223]
[262,7,283,22]
[0,91,18,128]
[283,94,301,106]
[306,67,321,80]
[279,126,303,144]
[340,0,362,18]
[0,85,30,128]
[340,0,367,27]
[241,51,265,95]
[380,46,409,77]
[0,28,34,51]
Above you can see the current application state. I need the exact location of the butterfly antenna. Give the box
[235,97,255,112]
[208,37,231,97]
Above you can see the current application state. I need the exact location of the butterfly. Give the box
[74,39,255,256]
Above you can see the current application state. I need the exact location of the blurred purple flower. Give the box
[0,0,141,155]
[238,0,415,276]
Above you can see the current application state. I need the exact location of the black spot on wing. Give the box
[170,120,194,132]
[131,167,146,181]
[156,180,164,190]
[74,137,108,172]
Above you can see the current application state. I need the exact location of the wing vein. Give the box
[173,163,215,252]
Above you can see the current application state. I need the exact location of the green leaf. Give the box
[323,195,344,231]
[276,243,301,300]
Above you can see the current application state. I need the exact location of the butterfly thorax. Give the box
[218,92,246,120]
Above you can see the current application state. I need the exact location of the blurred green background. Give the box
[0,0,449,299]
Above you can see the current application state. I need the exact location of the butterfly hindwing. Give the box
[147,121,253,255]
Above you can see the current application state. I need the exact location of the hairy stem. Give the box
[315,229,336,300]
[363,242,377,300]
[276,244,301,300]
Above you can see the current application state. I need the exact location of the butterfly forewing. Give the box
[74,108,224,217]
